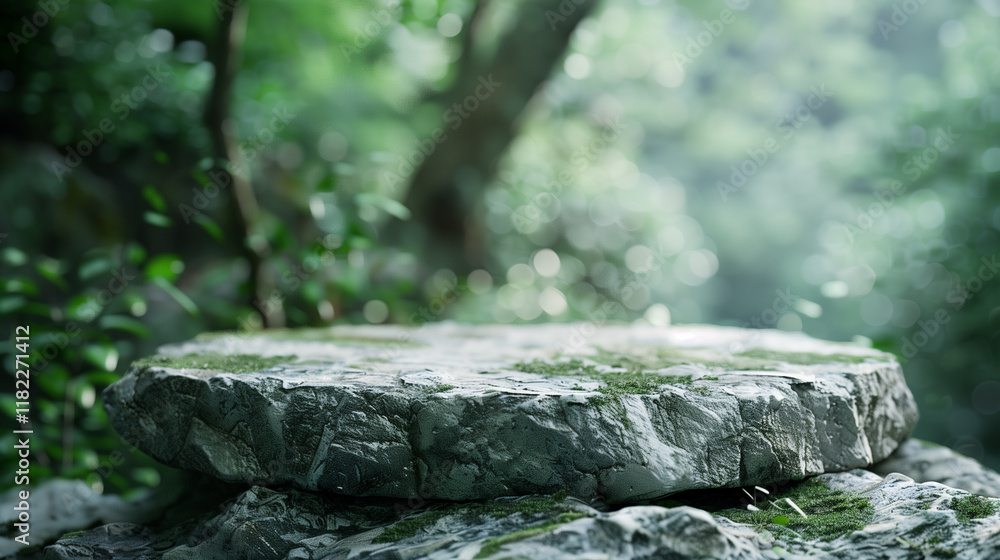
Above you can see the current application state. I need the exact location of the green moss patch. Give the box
[949,495,998,522]
[374,492,580,544]
[514,356,718,401]
[133,353,294,374]
[474,512,586,558]
[374,508,454,543]
[513,344,883,401]
[717,479,874,541]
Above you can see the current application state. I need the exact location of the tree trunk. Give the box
[400,0,600,275]
[205,1,285,328]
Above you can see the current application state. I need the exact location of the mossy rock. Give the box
[104,323,915,504]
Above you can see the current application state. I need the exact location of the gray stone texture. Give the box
[871,438,1000,497]
[103,323,917,504]
[36,470,1000,560]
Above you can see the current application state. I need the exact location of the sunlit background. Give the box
[2,0,999,496]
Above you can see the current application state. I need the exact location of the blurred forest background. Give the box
[1,0,999,497]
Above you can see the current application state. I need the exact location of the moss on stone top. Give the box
[949,495,997,522]
[417,383,455,393]
[513,344,883,400]
[133,353,295,374]
[717,479,874,541]
[514,356,718,402]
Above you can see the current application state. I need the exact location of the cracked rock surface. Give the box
[36,470,1000,560]
[871,438,1000,498]
[103,323,917,503]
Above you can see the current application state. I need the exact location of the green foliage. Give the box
[718,479,874,541]
[3,0,1000,499]
[0,182,200,495]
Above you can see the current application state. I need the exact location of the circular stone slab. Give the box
[103,323,917,504]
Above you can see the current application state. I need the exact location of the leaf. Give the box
[0,247,27,266]
[144,254,183,282]
[0,296,27,314]
[36,259,69,290]
[194,214,224,241]
[316,174,336,192]
[144,211,172,228]
[0,394,16,417]
[99,315,150,337]
[154,151,169,164]
[132,467,161,487]
[126,243,147,265]
[192,170,210,186]
[772,515,790,526]
[66,294,101,322]
[785,498,808,519]
[151,277,199,316]
[355,192,411,220]
[79,257,113,280]
[142,185,166,212]
[84,371,121,386]
[5,278,38,296]
[81,344,119,371]
[37,367,69,399]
